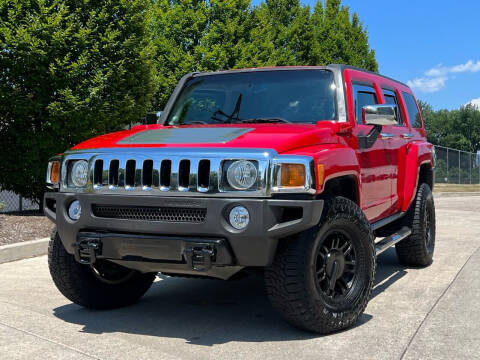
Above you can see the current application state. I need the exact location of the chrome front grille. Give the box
[60,148,277,197]
[90,155,220,194]
[91,157,212,193]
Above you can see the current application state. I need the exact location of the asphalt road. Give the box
[1,196,479,360]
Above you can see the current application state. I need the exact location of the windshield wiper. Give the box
[210,111,232,123]
[234,117,290,124]
[210,94,243,123]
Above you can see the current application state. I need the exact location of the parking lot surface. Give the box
[1,196,479,360]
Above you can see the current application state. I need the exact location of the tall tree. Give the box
[151,0,378,110]
[239,0,312,67]
[0,0,157,202]
[419,100,480,152]
[309,0,377,71]
[151,0,253,110]
[197,0,252,70]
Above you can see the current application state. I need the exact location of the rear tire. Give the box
[48,229,156,309]
[265,197,375,334]
[395,183,436,266]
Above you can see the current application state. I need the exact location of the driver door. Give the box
[352,84,393,222]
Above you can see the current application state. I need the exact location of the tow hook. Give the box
[183,245,216,271]
[73,237,102,265]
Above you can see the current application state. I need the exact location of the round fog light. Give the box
[229,206,249,230]
[68,200,82,220]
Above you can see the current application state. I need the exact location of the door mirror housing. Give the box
[142,111,163,125]
[363,105,397,126]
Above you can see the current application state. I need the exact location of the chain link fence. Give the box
[434,145,480,184]
[0,190,39,213]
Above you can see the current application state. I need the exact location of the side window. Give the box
[383,89,404,125]
[402,92,422,128]
[354,85,378,124]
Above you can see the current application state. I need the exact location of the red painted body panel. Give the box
[400,141,434,212]
[342,68,433,221]
[283,144,361,195]
[70,66,433,224]
[72,123,337,154]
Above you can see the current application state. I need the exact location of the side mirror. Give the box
[142,111,163,125]
[363,104,397,126]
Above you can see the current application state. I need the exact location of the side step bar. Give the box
[375,227,412,256]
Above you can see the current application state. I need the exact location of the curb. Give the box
[0,238,49,264]
[434,192,480,198]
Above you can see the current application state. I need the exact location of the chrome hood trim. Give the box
[117,128,253,145]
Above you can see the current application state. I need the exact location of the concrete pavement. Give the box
[0,196,479,360]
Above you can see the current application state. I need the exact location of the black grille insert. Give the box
[92,205,207,223]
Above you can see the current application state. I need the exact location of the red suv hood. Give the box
[72,123,339,154]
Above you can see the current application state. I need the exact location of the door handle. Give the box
[401,133,414,139]
[380,133,394,140]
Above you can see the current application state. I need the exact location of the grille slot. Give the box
[178,160,190,189]
[109,160,119,186]
[125,160,136,187]
[93,160,103,185]
[92,205,207,223]
[160,160,171,188]
[142,160,153,187]
[198,160,210,190]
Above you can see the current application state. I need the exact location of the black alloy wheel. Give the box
[315,230,357,301]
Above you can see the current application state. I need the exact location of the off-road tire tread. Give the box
[395,183,435,266]
[265,197,375,334]
[48,228,156,309]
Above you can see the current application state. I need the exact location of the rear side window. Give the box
[354,85,378,124]
[383,89,404,125]
[402,92,422,128]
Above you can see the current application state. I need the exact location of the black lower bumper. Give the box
[44,192,323,277]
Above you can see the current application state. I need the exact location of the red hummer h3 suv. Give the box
[45,65,436,333]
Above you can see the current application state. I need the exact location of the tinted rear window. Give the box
[383,90,404,125]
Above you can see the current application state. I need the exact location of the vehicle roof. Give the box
[328,64,409,88]
[188,64,409,89]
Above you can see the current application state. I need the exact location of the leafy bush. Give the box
[0,0,157,202]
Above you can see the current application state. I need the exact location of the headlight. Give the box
[226,160,258,190]
[70,160,88,187]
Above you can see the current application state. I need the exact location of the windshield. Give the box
[165,70,337,125]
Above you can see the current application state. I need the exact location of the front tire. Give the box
[265,197,375,334]
[48,229,156,309]
[395,183,436,266]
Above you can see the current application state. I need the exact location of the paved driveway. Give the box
[1,196,479,360]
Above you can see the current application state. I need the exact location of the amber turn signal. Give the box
[317,164,325,186]
[281,164,306,187]
[49,161,60,184]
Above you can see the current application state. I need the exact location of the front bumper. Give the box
[44,192,323,277]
